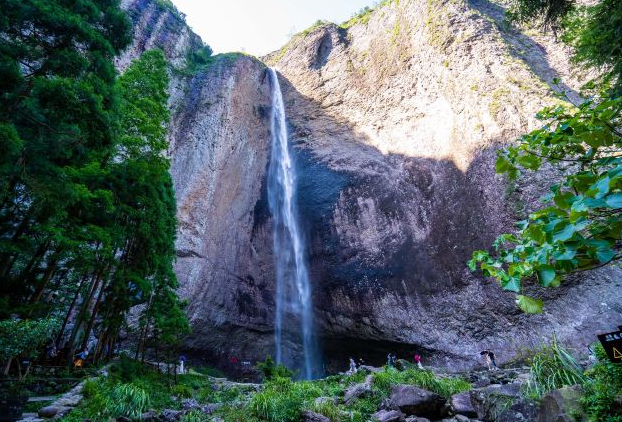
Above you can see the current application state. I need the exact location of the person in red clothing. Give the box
[414,354,423,369]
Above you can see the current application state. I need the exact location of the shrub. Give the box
[309,399,342,420]
[522,337,586,399]
[256,356,294,380]
[248,377,322,422]
[581,344,622,422]
[182,410,209,422]
[172,384,194,399]
[103,383,151,418]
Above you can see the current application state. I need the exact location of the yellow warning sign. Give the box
[614,347,622,359]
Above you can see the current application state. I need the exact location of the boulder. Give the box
[537,385,586,422]
[450,391,477,418]
[301,410,331,422]
[139,410,158,421]
[201,403,222,414]
[389,385,446,419]
[38,406,60,418]
[497,397,538,422]
[38,405,70,419]
[343,382,373,404]
[343,376,374,404]
[454,415,471,422]
[359,365,384,374]
[405,417,431,422]
[470,383,521,421]
[159,409,182,422]
[372,409,406,422]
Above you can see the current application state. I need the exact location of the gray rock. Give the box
[537,385,586,422]
[201,403,222,415]
[454,415,470,422]
[159,409,182,422]
[343,382,373,404]
[470,383,521,421]
[301,410,331,422]
[372,409,406,422]
[405,417,431,422]
[450,391,477,418]
[389,385,446,419]
[37,406,60,418]
[139,410,158,421]
[497,397,538,422]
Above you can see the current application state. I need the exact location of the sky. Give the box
[171,0,377,57]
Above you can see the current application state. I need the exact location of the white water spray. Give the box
[267,68,320,379]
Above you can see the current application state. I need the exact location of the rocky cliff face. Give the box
[121,0,622,373]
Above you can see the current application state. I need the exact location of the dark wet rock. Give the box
[372,409,406,422]
[537,386,586,422]
[470,383,521,421]
[38,406,61,418]
[497,397,538,422]
[158,409,181,422]
[450,391,477,418]
[389,385,446,419]
[302,410,331,422]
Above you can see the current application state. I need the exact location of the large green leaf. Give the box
[537,265,556,287]
[516,295,544,314]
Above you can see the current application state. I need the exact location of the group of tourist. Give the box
[347,349,498,374]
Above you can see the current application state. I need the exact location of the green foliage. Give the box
[0,318,59,361]
[469,97,622,311]
[248,377,322,422]
[182,410,210,422]
[172,383,194,399]
[522,337,586,399]
[372,368,471,398]
[582,344,622,422]
[256,356,294,380]
[0,0,187,367]
[507,0,574,32]
[104,383,151,418]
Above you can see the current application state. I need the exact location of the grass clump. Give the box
[372,368,471,398]
[105,383,151,418]
[522,337,586,399]
[248,377,322,422]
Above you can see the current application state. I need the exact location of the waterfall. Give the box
[267,68,320,379]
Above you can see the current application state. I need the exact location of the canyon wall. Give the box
[121,0,622,372]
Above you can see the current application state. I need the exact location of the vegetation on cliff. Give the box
[469,0,622,313]
[0,0,187,372]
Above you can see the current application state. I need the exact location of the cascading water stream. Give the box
[267,68,320,380]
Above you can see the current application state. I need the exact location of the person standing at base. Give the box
[480,350,498,370]
[349,357,357,374]
[414,354,423,369]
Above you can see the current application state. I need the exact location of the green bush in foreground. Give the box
[582,345,622,422]
[248,376,322,422]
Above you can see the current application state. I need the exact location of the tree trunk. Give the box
[55,274,88,347]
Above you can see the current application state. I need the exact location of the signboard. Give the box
[597,326,622,363]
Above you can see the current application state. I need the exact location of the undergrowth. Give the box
[522,337,586,399]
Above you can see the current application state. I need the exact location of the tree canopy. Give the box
[0,0,188,367]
